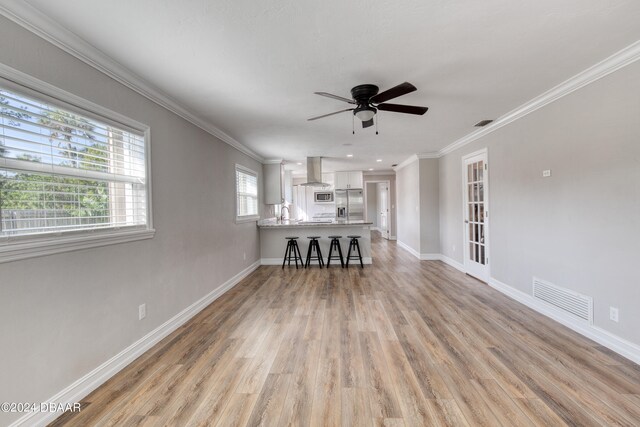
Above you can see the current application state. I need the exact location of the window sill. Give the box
[0,228,155,264]
[235,215,260,224]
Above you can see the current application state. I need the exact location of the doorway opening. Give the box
[364,180,391,240]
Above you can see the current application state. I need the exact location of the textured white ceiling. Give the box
[24,0,640,174]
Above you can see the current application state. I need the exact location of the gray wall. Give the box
[364,173,397,237]
[395,160,440,255]
[0,16,264,425]
[365,182,378,227]
[419,159,440,254]
[396,161,420,252]
[439,60,640,346]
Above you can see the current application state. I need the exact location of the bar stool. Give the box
[326,235,344,268]
[282,237,303,269]
[346,235,364,268]
[305,236,324,268]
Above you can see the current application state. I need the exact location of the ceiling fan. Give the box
[308,82,428,129]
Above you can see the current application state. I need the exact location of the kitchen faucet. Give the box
[280,205,290,221]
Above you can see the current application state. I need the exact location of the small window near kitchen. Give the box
[235,165,259,222]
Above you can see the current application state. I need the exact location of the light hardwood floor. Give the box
[51,232,640,426]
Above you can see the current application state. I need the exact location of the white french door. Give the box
[463,150,489,281]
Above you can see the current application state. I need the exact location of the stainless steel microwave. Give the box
[314,191,334,203]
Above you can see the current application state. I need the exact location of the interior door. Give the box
[377,183,390,240]
[463,151,489,281]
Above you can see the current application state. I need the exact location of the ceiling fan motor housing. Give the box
[350,84,379,104]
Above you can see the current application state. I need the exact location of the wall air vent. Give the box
[533,277,593,324]
[474,119,494,127]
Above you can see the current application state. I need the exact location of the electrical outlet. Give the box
[139,303,146,320]
[542,169,552,177]
[452,245,456,252]
[610,307,619,322]
[243,252,246,261]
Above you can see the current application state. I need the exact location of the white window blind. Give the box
[0,85,149,238]
[235,165,258,219]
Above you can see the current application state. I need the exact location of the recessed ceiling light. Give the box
[368,168,374,171]
[376,159,382,162]
[347,154,353,158]
[296,162,302,165]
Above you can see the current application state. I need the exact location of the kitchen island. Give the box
[258,219,373,265]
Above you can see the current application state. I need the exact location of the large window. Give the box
[0,76,153,261]
[235,165,258,221]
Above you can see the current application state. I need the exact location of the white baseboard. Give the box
[396,240,421,259]
[389,235,397,241]
[9,260,261,427]
[439,254,465,272]
[261,257,372,265]
[487,277,640,365]
[396,241,445,262]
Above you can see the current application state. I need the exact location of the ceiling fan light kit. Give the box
[354,105,376,122]
[308,82,429,133]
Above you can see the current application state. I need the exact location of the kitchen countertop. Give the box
[258,219,373,228]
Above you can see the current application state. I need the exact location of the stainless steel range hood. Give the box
[301,156,330,187]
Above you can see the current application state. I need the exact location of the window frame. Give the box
[0,64,154,263]
[234,164,259,223]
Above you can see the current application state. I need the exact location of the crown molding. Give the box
[263,159,284,165]
[392,154,417,171]
[393,152,439,171]
[0,0,264,163]
[393,39,640,166]
[416,153,439,159]
[438,39,640,156]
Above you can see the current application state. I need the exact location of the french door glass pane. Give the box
[467,159,488,265]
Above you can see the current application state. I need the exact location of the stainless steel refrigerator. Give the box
[335,189,364,221]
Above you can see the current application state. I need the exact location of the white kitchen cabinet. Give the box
[264,163,284,204]
[334,172,349,190]
[334,171,363,189]
[348,171,363,189]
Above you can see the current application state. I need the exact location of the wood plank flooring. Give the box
[51,232,640,426]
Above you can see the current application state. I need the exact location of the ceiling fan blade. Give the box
[377,103,428,115]
[362,118,374,128]
[314,92,356,104]
[370,82,417,104]
[307,108,354,121]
